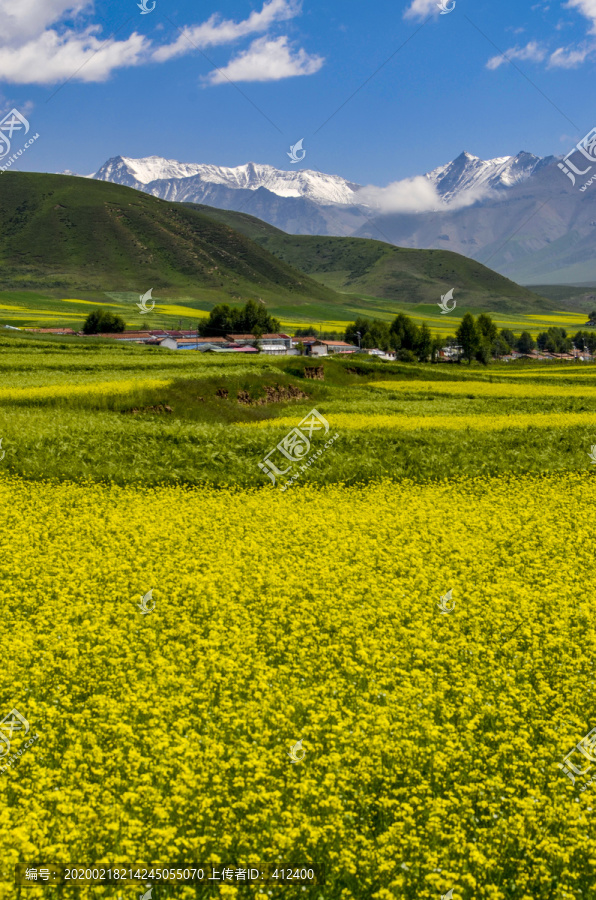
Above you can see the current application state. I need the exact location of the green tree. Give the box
[415,323,433,361]
[430,335,444,362]
[475,342,491,366]
[500,328,515,350]
[200,303,234,337]
[543,327,571,353]
[477,314,498,344]
[492,335,511,358]
[345,317,391,351]
[456,313,480,364]
[201,301,280,337]
[369,320,392,351]
[516,331,536,354]
[344,317,371,347]
[83,309,125,334]
[390,313,419,352]
[573,331,586,351]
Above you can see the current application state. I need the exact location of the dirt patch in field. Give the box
[123,405,173,415]
[304,366,325,380]
[236,383,309,406]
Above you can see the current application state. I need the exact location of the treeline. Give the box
[200,300,281,338]
[537,326,596,353]
[344,315,437,362]
[455,314,535,364]
[343,313,588,364]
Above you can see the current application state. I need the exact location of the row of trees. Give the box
[535,327,596,354]
[344,315,437,361]
[343,313,588,364]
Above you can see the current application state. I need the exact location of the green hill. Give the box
[190,205,557,315]
[0,172,561,334]
[0,172,341,309]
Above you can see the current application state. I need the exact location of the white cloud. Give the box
[0,28,149,84]
[486,41,547,70]
[205,35,323,84]
[153,0,301,63]
[548,42,595,65]
[0,0,319,86]
[359,176,440,213]
[0,0,88,42]
[403,0,441,20]
[565,0,596,32]
[358,176,492,215]
[482,0,596,73]
[361,173,498,214]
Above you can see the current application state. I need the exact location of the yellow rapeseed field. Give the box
[242,411,596,432]
[1,472,594,899]
[0,378,173,403]
[369,379,596,399]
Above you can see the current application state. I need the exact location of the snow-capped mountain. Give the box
[427,150,555,203]
[88,150,592,282]
[88,150,556,237]
[91,150,554,210]
[92,155,361,206]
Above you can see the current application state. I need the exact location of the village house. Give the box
[308,340,357,357]
[291,337,317,354]
[225,333,292,354]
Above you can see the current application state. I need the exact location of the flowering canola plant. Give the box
[241,411,596,432]
[369,379,596,399]
[0,378,174,403]
[0,472,594,900]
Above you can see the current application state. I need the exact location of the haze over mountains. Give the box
[89,149,596,286]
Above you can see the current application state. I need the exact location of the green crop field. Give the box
[0,290,589,339]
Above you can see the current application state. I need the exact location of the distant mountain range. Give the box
[87,149,596,285]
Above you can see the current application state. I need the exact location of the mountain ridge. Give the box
[87,150,591,282]
[90,150,555,208]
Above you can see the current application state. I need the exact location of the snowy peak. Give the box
[92,155,361,206]
[88,149,557,237]
[426,150,555,202]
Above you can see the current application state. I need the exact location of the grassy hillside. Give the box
[192,204,557,314]
[0,172,567,334]
[0,172,342,310]
[529,284,596,313]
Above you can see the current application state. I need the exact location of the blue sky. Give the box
[1,0,596,186]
